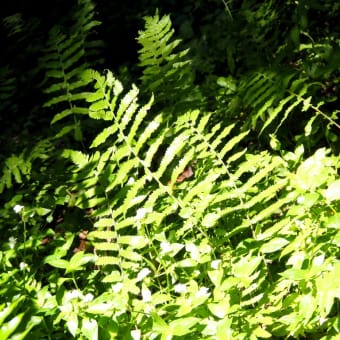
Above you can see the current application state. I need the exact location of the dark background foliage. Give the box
[1,0,339,160]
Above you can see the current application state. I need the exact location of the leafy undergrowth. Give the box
[0,2,340,339]
[1,71,339,339]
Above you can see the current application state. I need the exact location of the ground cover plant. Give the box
[0,0,339,338]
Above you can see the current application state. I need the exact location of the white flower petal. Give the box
[137,268,151,282]
[13,204,24,213]
[160,241,172,254]
[211,260,221,270]
[174,283,187,294]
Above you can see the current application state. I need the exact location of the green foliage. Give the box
[66,69,340,338]
[41,0,103,140]
[137,11,201,113]
[0,3,339,340]
[0,66,17,116]
[0,139,55,194]
[235,69,340,146]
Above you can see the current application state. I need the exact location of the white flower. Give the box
[193,270,200,277]
[65,289,83,300]
[13,204,24,213]
[59,301,73,313]
[83,293,94,303]
[196,287,210,298]
[174,283,187,294]
[313,254,325,266]
[141,286,152,302]
[112,282,124,293]
[185,242,196,252]
[297,195,305,204]
[160,241,172,254]
[19,262,28,270]
[131,329,141,340]
[211,260,221,270]
[136,207,152,220]
[8,237,16,249]
[137,268,151,282]
[186,243,199,260]
[295,220,305,229]
[319,317,327,325]
[127,177,135,185]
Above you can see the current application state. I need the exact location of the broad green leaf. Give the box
[260,238,289,253]
[81,318,98,340]
[333,231,340,247]
[208,268,223,287]
[294,148,329,190]
[315,262,340,317]
[67,252,96,272]
[169,317,199,336]
[177,258,198,267]
[233,256,262,278]
[298,294,316,323]
[208,302,228,318]
[280,268,308,281]
[253,327,272,338]
[0,312,25,339]
[151,312,170,334]
[202,213,219,228]
[0,296,24,325]
[269,134,281,151]
[35,207,51,216]
[216,317,233,340]
[66,312,78,337]
[324,180,340,202]
[44,257,68,269]
[325,213,340,229]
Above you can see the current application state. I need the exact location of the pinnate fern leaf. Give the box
[137,12,201,113]
[237,70,339,139]
[41,0,102,130]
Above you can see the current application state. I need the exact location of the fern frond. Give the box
[0,138,55,194]
[137,12,201,113]
[41,0,103,131]
[237,69,340,143]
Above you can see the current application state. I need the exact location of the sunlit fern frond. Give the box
[137,12,201,114]
[40,0,103,133]
[237,69,340,144]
